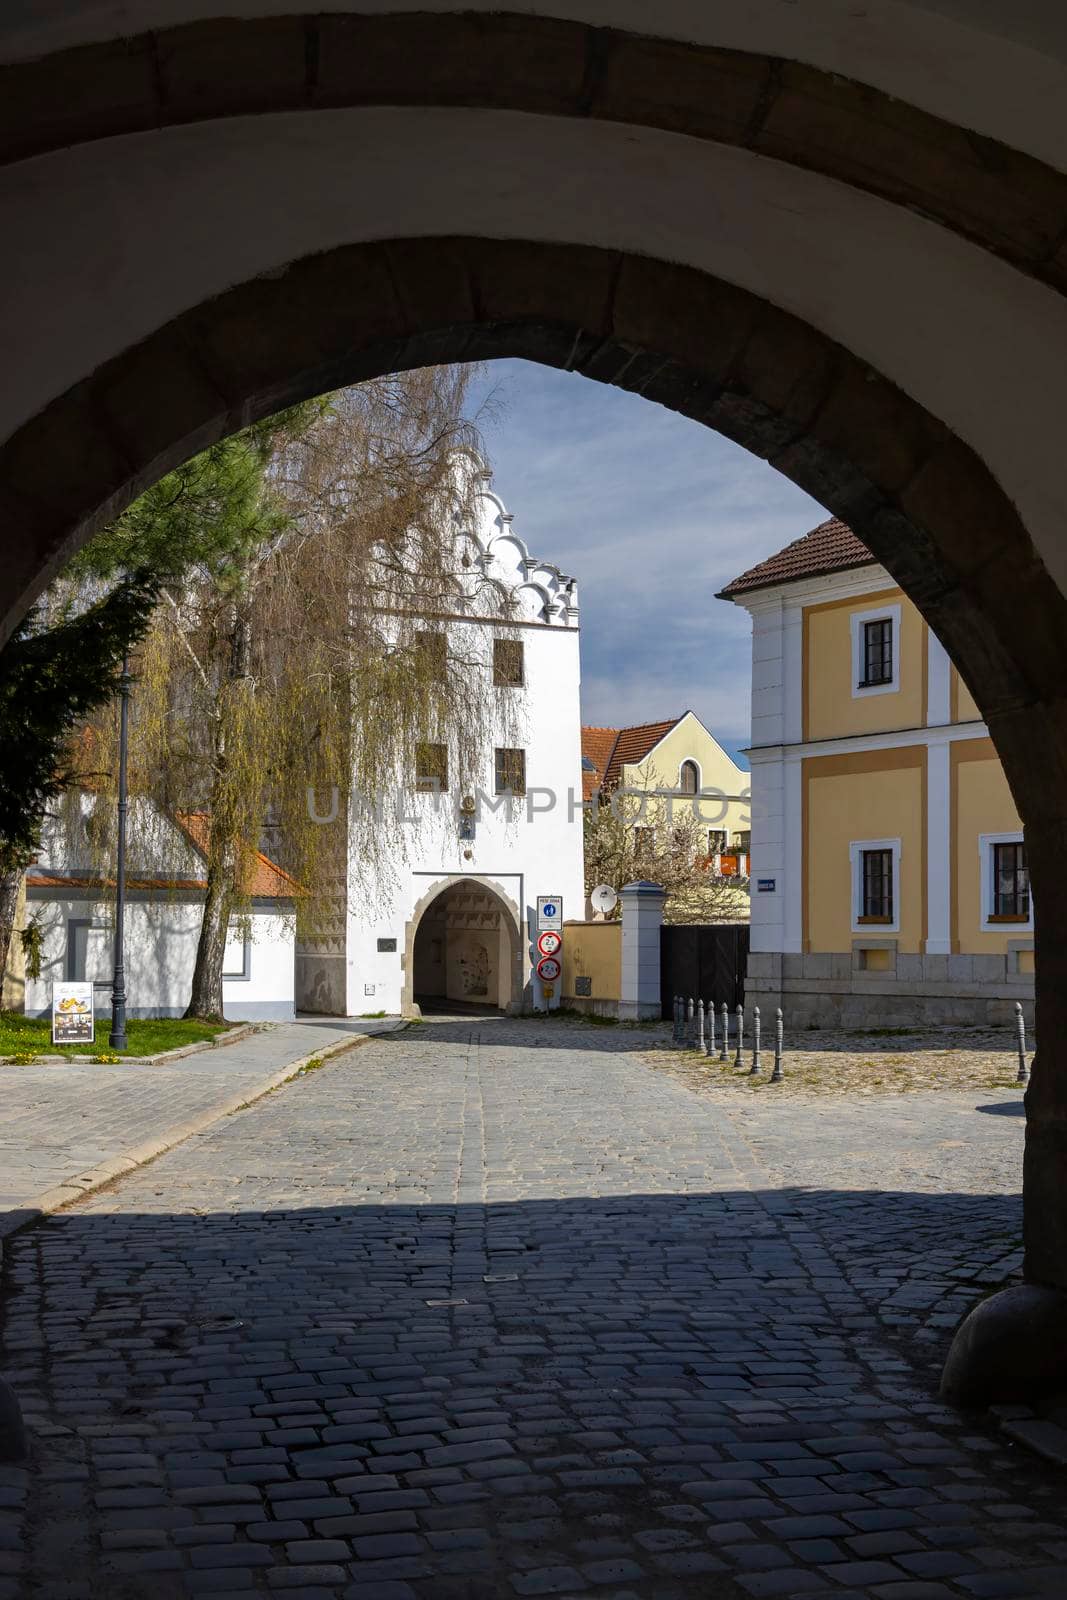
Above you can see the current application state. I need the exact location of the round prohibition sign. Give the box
[536,954,562,983]
[537,929,563,958]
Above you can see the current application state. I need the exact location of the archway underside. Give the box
[5,10,1067,299]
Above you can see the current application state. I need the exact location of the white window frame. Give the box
[979,831,1032,933]
[850,603,902,699]
[223,922,251,981]
[850,837,902,934]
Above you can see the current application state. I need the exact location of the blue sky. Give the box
[466,360,826,766]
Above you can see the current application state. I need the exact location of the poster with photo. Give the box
[51,981,95,1045]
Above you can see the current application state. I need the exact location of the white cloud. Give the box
[465,360,827,754]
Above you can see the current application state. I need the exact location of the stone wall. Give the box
[747,949,1034,1028]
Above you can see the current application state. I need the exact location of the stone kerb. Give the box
[619,879,665,1022]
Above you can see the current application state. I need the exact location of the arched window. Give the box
[679,760,699,795]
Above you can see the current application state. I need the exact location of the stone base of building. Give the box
[747,950,1034,1029]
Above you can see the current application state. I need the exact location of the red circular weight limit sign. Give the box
[537,929,562,958]
[536,954,562,983]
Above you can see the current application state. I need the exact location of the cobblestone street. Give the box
[3,1016,1060,1600]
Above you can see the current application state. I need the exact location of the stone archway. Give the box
[402,874,524,1019]
[3,235,1067,1331]
[2,2,1067,1392]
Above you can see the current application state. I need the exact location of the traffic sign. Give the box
[536,954,562,983]
[537,929,562,958]
[536,895,562,930]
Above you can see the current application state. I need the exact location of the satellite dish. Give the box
[591,884,618,915]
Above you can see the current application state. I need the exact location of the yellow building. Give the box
[720,519,1032,1025]
[580,712,751,917]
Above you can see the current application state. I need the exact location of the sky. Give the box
[465,360,827,767]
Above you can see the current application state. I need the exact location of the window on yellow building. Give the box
[679,760,699,794]
[992,840,1029,921]
[860,618,893,687]
[861,847,894,922]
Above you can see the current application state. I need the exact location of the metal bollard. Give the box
[748,1005,762,1076]
[673,995,682,1042]
[705,998,716,1057]
[770,1008,784,1082]
[695,999,705,1052]
[1015,1001,1030,1086]
[734,1003,744,1068]
[686,996,695,1045]
[719,1001,729,1062]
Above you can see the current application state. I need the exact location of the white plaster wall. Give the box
[3,3,1066,169]
[3,107,1067,615]
[342,475,584,1015]
[24,895,295,1020]
[345,618,584,1015]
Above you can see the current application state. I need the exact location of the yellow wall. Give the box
[804,746,926,953]
[952,739,1025,954]
[562,920,622,1001]
[804,588,925,741]
[620,713,750,841]
[951,666,981,724]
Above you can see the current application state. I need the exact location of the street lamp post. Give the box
[108,651,131,1051]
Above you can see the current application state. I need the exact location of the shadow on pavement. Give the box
[2,1183,1046,1600]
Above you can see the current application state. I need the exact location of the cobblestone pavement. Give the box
[0,1019,398,1223]
[654,1020,1033,1097]
[3,1016,1061,1600]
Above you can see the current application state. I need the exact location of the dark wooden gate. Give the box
[660,923,750,1018]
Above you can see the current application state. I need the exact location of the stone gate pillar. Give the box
[619,880,665,1022]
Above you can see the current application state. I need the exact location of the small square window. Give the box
[414,631,447,681]
[860,618,893,687]
[415,742,448,792]
[860,847,894,922]
[493,638,524,687]
[494,747,526,796]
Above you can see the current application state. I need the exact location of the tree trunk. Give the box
[184,845,232,1020]
[0,866,24,1003]
[185,595,251,1021]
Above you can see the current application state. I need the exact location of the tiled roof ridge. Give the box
[718,516,875,599]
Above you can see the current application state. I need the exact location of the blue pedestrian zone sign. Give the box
[536,896,563,930]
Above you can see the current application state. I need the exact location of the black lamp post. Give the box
[108,651,131,1051]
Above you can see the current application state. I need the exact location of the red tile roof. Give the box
[580,726,619,800]
[717,517,874,599]
[581,719,682,795]
[175,813,303,898]
[27,872,208,893]
[27,813,301,899]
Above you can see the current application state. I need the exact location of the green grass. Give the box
[0,1011,230,1061]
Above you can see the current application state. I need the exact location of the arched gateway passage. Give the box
[406,877,524,1018]
[4,5,1067,1397]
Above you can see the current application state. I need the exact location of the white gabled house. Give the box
[24,802,298,1021]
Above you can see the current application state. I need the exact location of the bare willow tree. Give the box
[583,786,750,924]
[81,367,503,1018]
